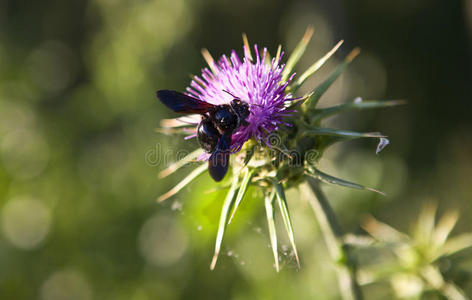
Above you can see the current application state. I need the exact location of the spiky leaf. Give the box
[210,175,240,270]
[305,167,385,195]
[289,40,344,93]
[304,48,360,111]
[159,148,205,178]
[311,99,405,123]
[303,126,386,140]
[273,179,300,268]
[281,27,314,82]
[228,168,255,224]
[438,233,472,258]
[158,163,208,202]
[264,191,279,272]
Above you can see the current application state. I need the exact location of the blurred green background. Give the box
[0,0,471,299]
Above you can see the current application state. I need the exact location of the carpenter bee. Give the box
[156,90,250,181]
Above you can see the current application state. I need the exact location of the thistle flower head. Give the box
[186,45,294,151]
[157,28,404,273]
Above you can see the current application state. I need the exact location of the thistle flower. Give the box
[156,27,403,299]
[186,41,295,151]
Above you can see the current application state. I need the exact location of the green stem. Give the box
[306,177,363,300]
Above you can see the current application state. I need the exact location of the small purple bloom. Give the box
[186,45,295,152]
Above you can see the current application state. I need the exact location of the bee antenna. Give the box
[222,90,239,99]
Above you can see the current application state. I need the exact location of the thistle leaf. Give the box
[311,99,406,123]
[414,203,437,244]
[264,191,279,272]
[303,126,386,139]
[304,48,360,111]
[158,163,208,202]
[438,282,468,300]
[342,234,376,247]
[305,167,385,195]
[201,48,218,75]
[362,215,410,243]
[274,44,282,65]
[421,265,468,300]
[210,175,240,270]
[159,148,205,178]
[264,49,272,66]
[273,180,300,268]
[160,115,200,128]
[242,33,253,61]
[154,127,195,135]
[438,233,472,258]
[228,168,255,224]
[285,93,312,109]
[242,144,257,167]
[281,26,315,82]
[290,40,344,93]
[357,264,405,285]
[302,126,389,153]
[203,182,233,194]
[433,210,459,248]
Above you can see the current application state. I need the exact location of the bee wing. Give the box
[156,90,215,114]
[208,133,231,182]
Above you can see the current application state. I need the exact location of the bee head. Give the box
[230,99,250,122]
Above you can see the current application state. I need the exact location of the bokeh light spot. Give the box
[138,213,188,267]
[40,269,93,300]
[24,41,77,94]
[1,128,50,180]
[0,100,35,136]
[1,196,51,250]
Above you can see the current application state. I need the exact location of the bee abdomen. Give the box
[197,119,221,153]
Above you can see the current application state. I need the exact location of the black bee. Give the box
[156,90,250,181]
